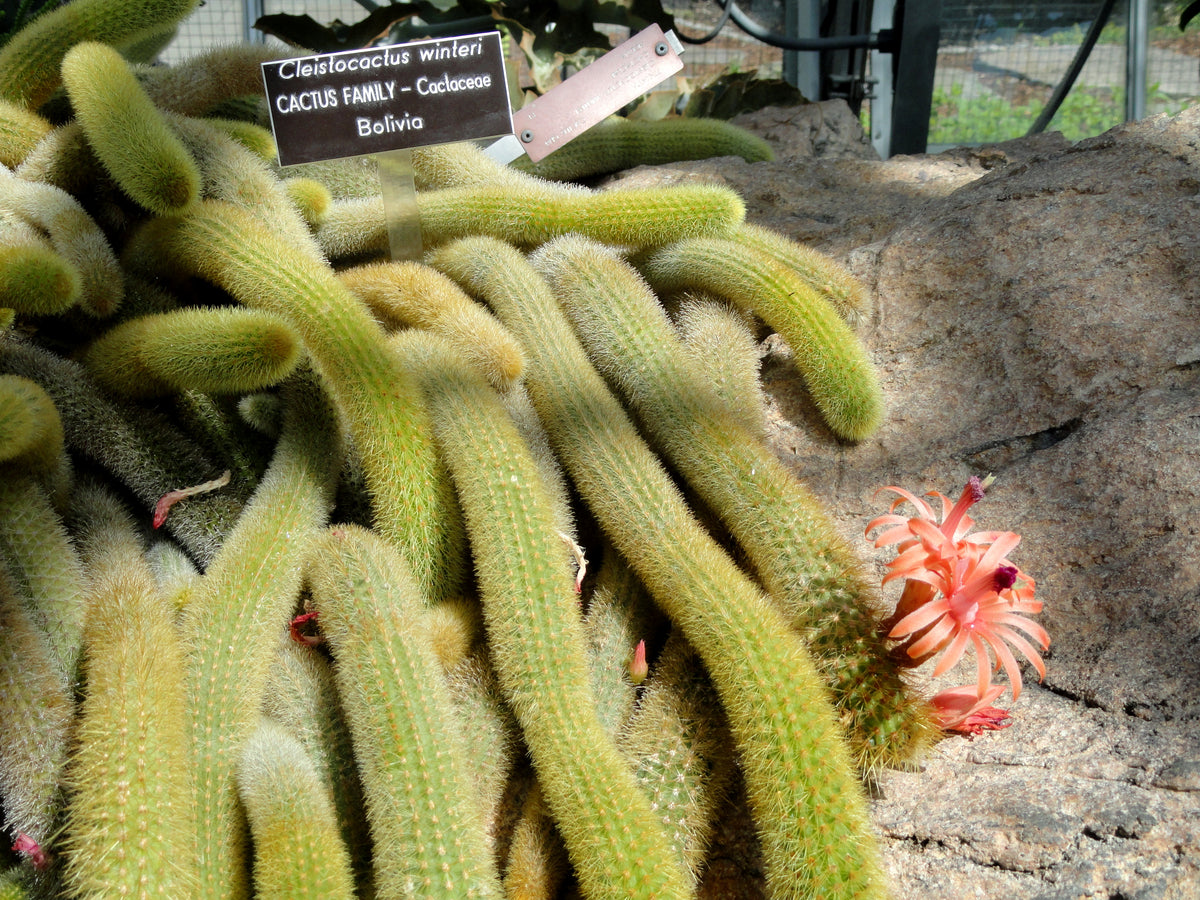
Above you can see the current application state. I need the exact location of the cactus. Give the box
[61,42,201,214]
[124,199,466,600]
[0,333,246,566]
[395,330,693,900]
[0,220,82,318]
[260,640,374,897]
[341,260,525,390]
[637,236,885,441]
[617,634,737,888]
[315,182,745,260]
[0,164,123,317]
[536,236,937,769]
[137,44,284,117]
[180,373,342,900]
[236,720,357,900]
[0,101,51,168]
[306,524,503,900]
[82,306,301,398]
[429,236,889,900]
[674,293,769,437]
[61,481,199,899]
[733,222,869,325]
[513,115,775,181]
[0,0,200,109]
[0,565,72,867]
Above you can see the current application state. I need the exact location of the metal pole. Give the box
[243,0,265,44]
[869,0,896,157]
[1126,0,1149,121]
[782,0,822,100]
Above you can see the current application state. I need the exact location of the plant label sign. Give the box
[507,25,684,163]
[261,31,513,167]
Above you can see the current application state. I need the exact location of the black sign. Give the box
[261,31,513,167]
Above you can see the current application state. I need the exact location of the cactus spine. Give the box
[0,101,51,167]
[306,524,502,900]
[236,720,357,900]
[638,236,885,441]
[429,236,889,900]
[61,42,201,214]
[536,236,936,769]
[397,331,693,900]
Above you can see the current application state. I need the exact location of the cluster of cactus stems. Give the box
[0,1,947,898]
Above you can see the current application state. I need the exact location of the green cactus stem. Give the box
[733,222,869,325]
[82,306,301,398]
[0,0,200,110]
[537,236,937,769]
[637,236,885,441]
[0,565,72,863]
[0,220,82,318]
[283,176,332,226]
[61,482,198,899]
[341,260,525,391]
[316,182,745,260]
[12,123,107,202]
[513,115,775,182]
[180,373,342,900]
[0,165,123,317]
[396,330,693,900]
[197,117,277,161]
[617,634,737,888]
[0,333,246,566]
[0,374,69,495]
[167,114,322,257]
[61,41,201,215]
[674,294,769,437]
[124,199,465,600]
[429,236,889,900]
[236,720,357,900]
[0,473,85,681]
[306,524,503,900]
[503,785,571,900]
[0,101,51,168]
[137,44,284,117]
[260,640,373,897]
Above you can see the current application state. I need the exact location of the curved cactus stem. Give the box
[0,165,122,317]
[61,482,199,899]
[637,235,885,442]
[0,101,51,169]
[0,0,200,110]
[236,720,357,900]
[123,199,466,600]
[0,219,82,318]
[396,330,693,900]
[82,306,302,398]
[181,372,343,900]
[341,260,525,390]
[513,115,774,181]
[536,236,937,770]
[428,236,889,900]
[61,42,201,214]
[306,524,503,900]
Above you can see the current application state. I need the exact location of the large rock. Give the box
[610,104,1200,898]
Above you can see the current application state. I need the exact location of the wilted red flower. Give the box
[866,476,1049,705]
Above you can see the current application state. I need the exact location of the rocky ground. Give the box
[604,100,1200,899]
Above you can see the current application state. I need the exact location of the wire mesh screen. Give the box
[930,0,1200,147]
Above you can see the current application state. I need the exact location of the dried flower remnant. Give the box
[289,610,322,647]
[13,832,48,870]
[865,476,1049,721]
[152,469,231,528]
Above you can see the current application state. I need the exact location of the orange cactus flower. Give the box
[930,685,1012,735]
[866,476,1049,704]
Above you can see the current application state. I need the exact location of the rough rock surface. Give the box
[609,104,1200,898]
